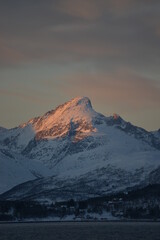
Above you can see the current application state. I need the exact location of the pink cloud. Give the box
[56,69,160,112]
[0,38,26,65]
[0,89,48,104]
[56,0,136,20]
[56,0,103,20]
[107,0,135,13]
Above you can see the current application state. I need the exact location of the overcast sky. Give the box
[0,0,160,130]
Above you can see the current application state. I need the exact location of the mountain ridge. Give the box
[0,96,160,200]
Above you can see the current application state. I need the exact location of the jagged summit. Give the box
[50,96,94,116]
[20,96,100,140]
[48,96,96,123]
[62,96,93,109]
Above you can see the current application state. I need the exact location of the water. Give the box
[0,222,160,240]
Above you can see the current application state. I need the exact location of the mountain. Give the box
[0,96,160,202]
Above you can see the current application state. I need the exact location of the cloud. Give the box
[56,0,103,20]
[48,22,95,33]
[0,38,26,66]
[0,0,160,70]
[0,89,47,104]
[55,69,160,112]
[56,0,138,20]
[105,0,135,15]
[156,27,160,37]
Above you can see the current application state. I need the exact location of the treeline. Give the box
[0,184,160,221]
[0,201,49,221]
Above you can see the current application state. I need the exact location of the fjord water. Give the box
[0,222,160,240]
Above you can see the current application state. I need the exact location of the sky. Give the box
[0,0,160,131]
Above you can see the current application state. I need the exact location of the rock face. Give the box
[0,96,160,201]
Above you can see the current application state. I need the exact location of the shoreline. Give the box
[0,219,160,224]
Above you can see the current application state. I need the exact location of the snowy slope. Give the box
[1,162,160,202]
[0,96,160,198]
[0,149,53,193]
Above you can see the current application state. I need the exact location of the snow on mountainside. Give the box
[0,149,53,194]
[0,96,160,199]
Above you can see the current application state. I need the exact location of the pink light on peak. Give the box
[113,113,119,120]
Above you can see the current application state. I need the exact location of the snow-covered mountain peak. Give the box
[51,96,97,122]
[49,96,95,121]
[63,96,92,109]
[21,97,100,140]
[51,97,96,118]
